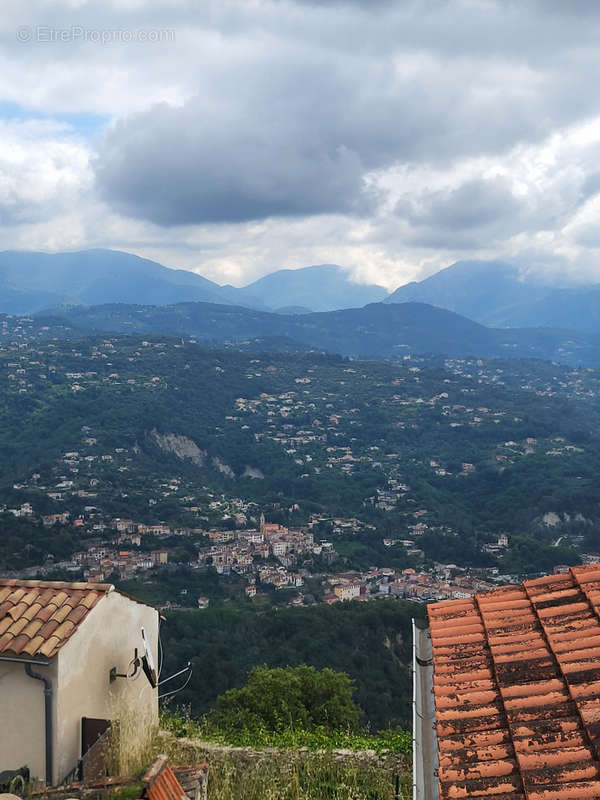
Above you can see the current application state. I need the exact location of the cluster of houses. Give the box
[319,565,498,606]
[75,543,169,582]
[4,486,512,609]
[197,514,331,584]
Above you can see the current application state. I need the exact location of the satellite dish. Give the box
[141,627,157,688]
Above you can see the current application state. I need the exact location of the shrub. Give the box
[207,665,360,734]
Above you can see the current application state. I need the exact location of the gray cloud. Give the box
[93,46,596,226]
[397,177,523,232]
[95,100,374,225]
[6,0,600,283]
[88,0,600,227]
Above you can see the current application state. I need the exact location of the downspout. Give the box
[25,663,53,786]
[412,617,418,800]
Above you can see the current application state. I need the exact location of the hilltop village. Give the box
[4,494,502,608]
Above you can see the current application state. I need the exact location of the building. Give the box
[0,579,158,785]
[271,540,288,557]
[260,513,288,538]
[238,530,264,545]
[414,563,600,799]
[151,550,168,566]
[332,581,361,602]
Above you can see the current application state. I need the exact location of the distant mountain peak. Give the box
[385,259,600,333]
[0,250,387,316]
[237,264,387,312]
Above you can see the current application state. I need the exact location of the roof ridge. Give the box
[0,578,113,592]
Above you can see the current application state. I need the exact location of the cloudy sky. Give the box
[2,0,600,289]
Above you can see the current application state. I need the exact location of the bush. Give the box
[207,665,360,734]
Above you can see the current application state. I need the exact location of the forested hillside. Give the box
[37,301,600,366]
[157,600,424,730]
[0,327,599,570]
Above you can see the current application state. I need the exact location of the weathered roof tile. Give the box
[428,564,600,800]
[38,635,62,658]
[50,602,74,624]
[0,578,112,660]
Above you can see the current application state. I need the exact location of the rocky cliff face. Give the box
[150,430,207,466]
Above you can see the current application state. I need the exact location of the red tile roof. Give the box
[141,755,208,800]
[0,578,112,660]
[142,756,186,800]
[428,564,600,800]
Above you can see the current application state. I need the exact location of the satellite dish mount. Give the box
[110,648,141,682]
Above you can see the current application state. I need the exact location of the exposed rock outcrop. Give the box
[150,430,206,466]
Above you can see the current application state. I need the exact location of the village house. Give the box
[42,512,70,527]
[0,579,158,785]
[151,550,168,566]
[332,580,363,602]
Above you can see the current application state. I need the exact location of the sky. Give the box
[2,0,600,290]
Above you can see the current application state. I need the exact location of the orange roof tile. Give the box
[428,564,600,800]
[0,578,112,660]
[141,755,208,800]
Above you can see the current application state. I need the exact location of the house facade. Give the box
[0,579,159,785]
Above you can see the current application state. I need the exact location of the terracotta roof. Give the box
[428,564,600,800]
[141,755,208,800]
[142,756,186,800]
[0,578,112,660]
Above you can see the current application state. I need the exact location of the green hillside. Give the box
[155,600,423,730]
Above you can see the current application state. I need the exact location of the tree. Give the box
[207,664,360,733]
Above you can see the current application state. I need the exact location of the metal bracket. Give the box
[109,648,140,682]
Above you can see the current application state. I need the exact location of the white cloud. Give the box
[1,0,600,289]
[0,118,91,224]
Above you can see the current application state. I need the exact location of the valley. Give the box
[0,310,599,730]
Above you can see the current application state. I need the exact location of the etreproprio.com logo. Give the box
[16,25,176,44]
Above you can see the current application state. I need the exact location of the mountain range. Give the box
[0,250,386,315]
[386,260,600,333]
[2,249,599,341]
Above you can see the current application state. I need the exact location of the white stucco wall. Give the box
[55,589,159,782]
[0,658,58,781]
[0,588,158,785]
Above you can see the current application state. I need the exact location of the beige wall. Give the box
[0,657,58,781]
[55,590,159,782]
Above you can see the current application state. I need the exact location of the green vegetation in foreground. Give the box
[107,666,412,800]
[200,754,411,800]
[161,665,412,756]
[109,745,411,800]
[208,665,361,734]
[162,710,412,755]
[160,601,423,731]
